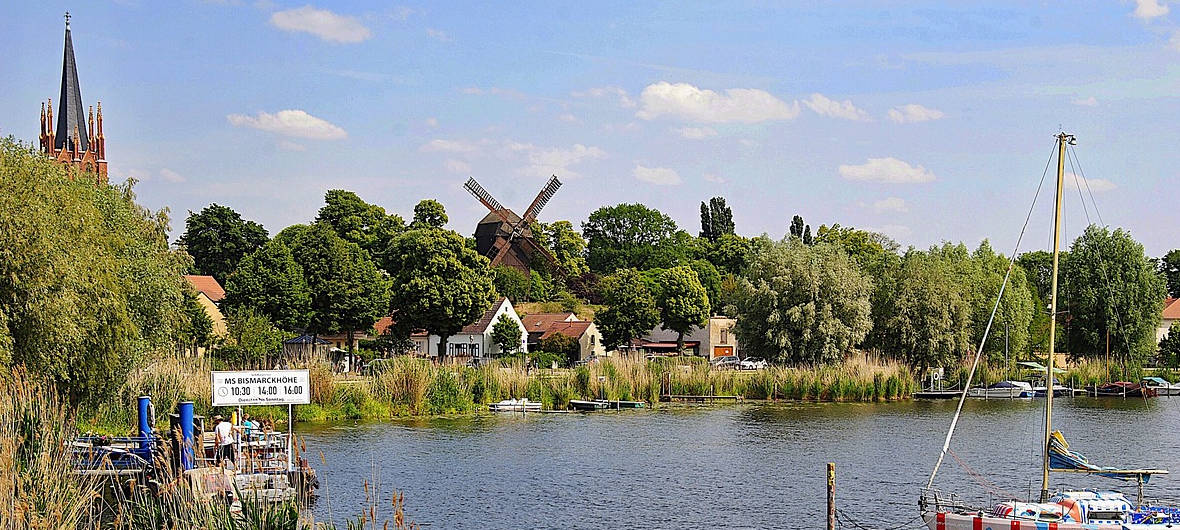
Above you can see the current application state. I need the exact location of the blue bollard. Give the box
[179,401,194,470]
[137,396,153,451]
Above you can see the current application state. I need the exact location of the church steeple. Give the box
[56,11,88,152]
[40,12,107,183]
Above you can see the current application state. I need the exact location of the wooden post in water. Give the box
[827,462,836,530]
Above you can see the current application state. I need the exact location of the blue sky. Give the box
[3,1,1178,256]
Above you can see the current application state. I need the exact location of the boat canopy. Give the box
[1142,376,1171,386]
[1048,431,1167,482]
[1018,361,1066,374]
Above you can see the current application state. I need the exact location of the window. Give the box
[471,344,480,357]
[721,329,729,344]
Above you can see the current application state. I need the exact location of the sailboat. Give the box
[919,133,1179,529]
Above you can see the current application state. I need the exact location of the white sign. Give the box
[211,370,311,406]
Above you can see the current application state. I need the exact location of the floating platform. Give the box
[913,390,961,399]
[660,394,743,403]
[596,399,646,409]
[569,399,610,411]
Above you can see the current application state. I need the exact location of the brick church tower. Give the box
[39,12,107,183]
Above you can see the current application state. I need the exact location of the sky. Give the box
[2,1,1178,256]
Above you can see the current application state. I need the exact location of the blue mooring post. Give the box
[137,395,153,451]
[179,401,194,470]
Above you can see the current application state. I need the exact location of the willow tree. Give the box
[735,238,872,365]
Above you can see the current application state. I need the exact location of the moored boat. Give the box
[488,398,541,413]
[1140,376,1180,396]
[966,380,1033,399]
[1094,381,1156,398]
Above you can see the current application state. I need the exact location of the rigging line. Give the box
[1068,144,1136,366]
[1065,150,1093,227]
[926,140,1056,490]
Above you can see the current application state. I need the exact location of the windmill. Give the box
[464,175,562,274]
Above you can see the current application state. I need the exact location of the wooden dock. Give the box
[660,394,743,403]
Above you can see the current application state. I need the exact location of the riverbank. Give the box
[78,355,916,432]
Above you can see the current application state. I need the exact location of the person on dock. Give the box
[213,415,240,467]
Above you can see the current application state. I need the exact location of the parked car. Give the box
[711,355,740,369]
[739,357,767,370]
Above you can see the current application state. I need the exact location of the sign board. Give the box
[211,370,310,406]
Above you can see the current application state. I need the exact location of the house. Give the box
[1159,298,1180,343]
[521,312,578,349]
[538,320,605,362]
[411,298,528,363]
[640,316,738,358]
[182,275,228,338]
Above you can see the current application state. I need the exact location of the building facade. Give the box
[642,316,739,358]
[409,298,528,363]
[40,13,108,183]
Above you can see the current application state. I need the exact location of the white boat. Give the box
[488,398,541,413]
[966,380,1033,399]
[919,133,1177,529]
[1141,377,1180,396]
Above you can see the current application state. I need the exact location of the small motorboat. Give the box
[1032,378,1074,397]
[1093,381,1156,398]
[1140,377,1180,396]
[967,380,1033,399]
[488,398,541,413]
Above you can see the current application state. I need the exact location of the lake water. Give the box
[301,397,1180,529]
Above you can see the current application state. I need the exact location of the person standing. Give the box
[213,415,239,467]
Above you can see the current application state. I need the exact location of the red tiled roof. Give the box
[539,321,591,340]
[373,316,394,335]
[1164,298,1180,320]
[183,275,225,302]
[459,298,509,334]
[521,312,578,332]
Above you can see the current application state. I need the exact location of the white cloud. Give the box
[158,168,186,183]
[1065,172,1116,192]
[269,6,372,43]
[633,165,682,185]
[839,157,935,184]
[558,113,579,123]
[887,104,945,123]
[426,28,451,42]
[1132,0,1169,20]
[419,138,479,153]
[872,197,909,213]
[636,82,800,123]
[444,159,471,174]
[703,173,727,184]
[1071,96,1099,106]
[277,140,306,151]
[673,126,718,139]
[803,93,870,121]
[424,117,439,127]
[571,86,636,108]
[521,144,606,178]
[227,109,347,140]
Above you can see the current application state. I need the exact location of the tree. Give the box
[538,333,579,366]
[965,241,1034,363]
[685,259,722,310]
[223,239,312,331]
[802,225,812,245]
[411,199,448,229]
[1159,322,1180,367]
[177,203,268,284]
[218,308,287,367]
[1158,249,1180,298]
[596,268,660,350]
[0,138,189,403]
[385,229,495,363]
[870,251,972,368]
[178,287,215,357]
[532,220,589,277]
[706,233,751,276]
[491,313,523,356]
[287,224,390,350]
[582,203,684,273]
[316,189,404,264]
[492,265,532,302]
[789,214,811,243]
[656,266,710,353]
[699,196,735,242]
[1060,225,1165,362]
[1016,250,1056,302]
[735,238,873,365]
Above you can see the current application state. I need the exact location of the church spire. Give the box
[55,11,88,152]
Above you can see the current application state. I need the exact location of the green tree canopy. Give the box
[582,203,684,273]
[178,286,215,356]
[223,239,312,331]
[385,228,495,362]
[1157,249,1180,298]
[538,333,579,366]
[684,259,721,309]
[1060,225,1165,362]
[869,250,972,368]
[411,199,448,230]
[656,266,711,352]
[1016,250,1055,302]
[287,224,390,346]
[532,220,589,277]
[699,196,735,242]
[0,138,189,403]
[705,233,751,276]
[492,265,532,302]
[491,313,523,356]
[596,268,660,350]
[218,308,287,367]
[735,238,873,365]
[316,189,404,264]
[1159,322,1180,368]
[177,203,268,284]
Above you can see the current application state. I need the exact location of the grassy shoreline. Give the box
[78,355,916,433]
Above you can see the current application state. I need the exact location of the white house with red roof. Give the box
[1159,298,1180,343]
[409,298,528,363]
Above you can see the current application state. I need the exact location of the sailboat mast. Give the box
[1041,132,1072,503]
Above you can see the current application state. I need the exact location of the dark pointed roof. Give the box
[55,19,88,151]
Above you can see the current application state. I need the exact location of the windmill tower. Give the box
[464,176,562,274]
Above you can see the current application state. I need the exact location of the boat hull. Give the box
[924,511,1123,529]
